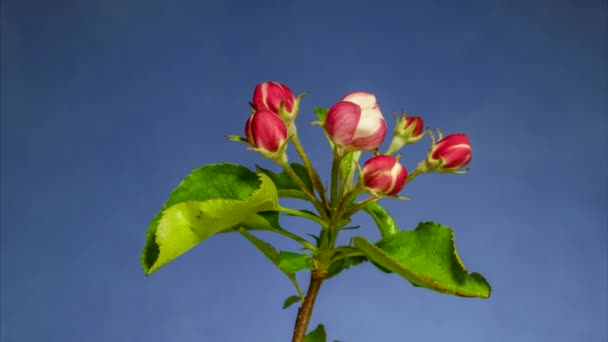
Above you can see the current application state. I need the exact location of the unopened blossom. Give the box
[361,155,408,196]
[325,92,387,151]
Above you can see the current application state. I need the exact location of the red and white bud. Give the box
[428,133,471,171]
[245,110,287,156]
[387,113,425,154]
[400,115,425,142]
[361,155,408,196]
[325,92,387,151]
[252,82,296,118]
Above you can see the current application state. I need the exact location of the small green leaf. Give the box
[239,229,304,299]
[282,295,301,309]
[304,324,327,342]
[256,163,313,194]
[279,251,313,273]
[363,202,399,237]
[313,108,335,149]
[327,256,366,279]
[353,222,491,298]
[313,107,328,122]
[141,164,278,275]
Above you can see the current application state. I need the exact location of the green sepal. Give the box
[282,295,301,309]
[279,251,313,273]
[313,107,328,122]
[313,107,335,149]
[141,164,279,275]
[353,222,491,298]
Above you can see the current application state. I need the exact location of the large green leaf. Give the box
[141,164,279,275]
[353,222,491,298]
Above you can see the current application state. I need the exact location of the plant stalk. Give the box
[290,134,331,212]
[291,273,324,342]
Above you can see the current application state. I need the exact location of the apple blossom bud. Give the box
[401,116,424,142]
[325,92,387,151]
[386,113,425,154]
[252,82,296,117]
[428,133,471,171]
[361,155,408,196]
[245,110,287,155]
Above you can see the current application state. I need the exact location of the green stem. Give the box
[330,148,343,208]
[342,195,380,220]
[278,206,328,229]
[269,223,316,251]
[281,161,328,219]
[290,135,331,213]
[334,181,364,218]
[406,160,431,184]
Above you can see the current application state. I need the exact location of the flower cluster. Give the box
[238,81,472,197]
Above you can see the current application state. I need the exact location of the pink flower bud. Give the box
[325,92,387,151]
[387,114,426,154]
[252,82,296,116]
[401,116,425,142]
[428,133,471,170]
[245,110,287,154]
[361,155,408,196]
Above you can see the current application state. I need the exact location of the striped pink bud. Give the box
[362,155,408,196]
[252,82,296,117]
[428,133,471,170]
[245,110,287,154]
[325,92,387,151]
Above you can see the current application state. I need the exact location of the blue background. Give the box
[2,0,607,341]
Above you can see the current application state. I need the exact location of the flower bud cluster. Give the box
[243,82,297,158]
[237,81,473,198]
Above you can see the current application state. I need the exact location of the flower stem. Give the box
[277,205,328,229]
[291,135,331,213]
[342,195,380,220]
[330,148,343,207]
[291,273,324,342]
[281,161,328,219]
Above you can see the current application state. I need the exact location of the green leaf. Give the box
[313,107,328,122]
[141,163,279,275]
[304,324,327,342]
[239,229,304,299]
[327,255,366,279]
[363,202,399,237]
[256,163,313,196]
[282,295,301,309]
[338,151,355,191]
[353,222,491,298]
[279,251,313,273]
[313,108,334,149]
